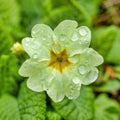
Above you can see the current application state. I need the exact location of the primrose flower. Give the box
[19,20,103,102]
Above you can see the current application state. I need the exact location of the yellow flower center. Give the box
[48,49,73,73]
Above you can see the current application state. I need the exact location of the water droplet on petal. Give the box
[59,34,66,41]
[72,77,80,84]
[71,33,78,41]
[70,55,79,63]
[25,38,30,42]
[79,65,87,75]
[32,41,41,49]
[79,27,87,36]
[25,38,31,46]
[32,53,38,59]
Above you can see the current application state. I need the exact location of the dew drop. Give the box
[71,33,78,41]
[72,77,80,84]
[25,43,29,46]
[25,38,30,42]
[79,65,87,75]
[79,27,87,36]
[59,34,66,41]
[25,38,31,46]
[32,53,38,59]
[70,55,79,63]
[68,95,73,99]
[32,41,41,49]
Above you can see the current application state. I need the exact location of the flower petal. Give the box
[31,24,54,46]
[54,20,78,42]
[27,76,45,92]
[47,71,65,102]
[22,38,50,61]
[62,68,81,99]
[67,42,87,56]
[18,59,47,77]
[66,26,91,56]
[77,26,91,47]
[79,67,98,85]
[79,48,104,67]
[27,68,53,92]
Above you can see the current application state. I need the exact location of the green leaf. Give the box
[0,55,19,96]
[42,5,89,29]
[70,0,102,25]
[94,79,120,92]
[18,82,46,120]
[46,110,62,120]
[91,26,118,60]
[94,94,120,120]
[106,29,120,64]
[19,0,48,18]
[0,0,20,31]
[19,0,49,32]
[44,0,102,26]
[52,86,94,120]
[0,94,20,120]
[50,0,70,8]
[0,21,14,55]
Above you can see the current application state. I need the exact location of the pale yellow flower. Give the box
[19,20,103,102]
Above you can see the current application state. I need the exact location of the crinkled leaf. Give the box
[0,55,19,96]
[52,86,94,120]
[94,94,120,120]
[0,94,20,120]
[106,29,120,64]
[46,110,62,120]
[91,26,118,60]
[18,82,46,120]
[94,79,120,92]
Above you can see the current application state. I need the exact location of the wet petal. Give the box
[47,71,65,102]
[54,20,78,43]
[80,67,98,85]
[77,26,91,47]
[31,24,54,46]
[27,75,45,92]
[22,37,50,61]
[66,26,91,56]
[67,42,87,56]
[27,68,53,92]
[19,59,47,77]
[79,48,104,67]
[62,68,81,99]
